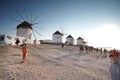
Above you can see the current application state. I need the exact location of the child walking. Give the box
[21,44,28,63]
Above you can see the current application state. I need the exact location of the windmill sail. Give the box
[12,9,42,40]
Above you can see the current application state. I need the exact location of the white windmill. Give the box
[59,26,67,43]
[66,35,74,45]
[77,37,84,45]
[77,33,87,46]
[16,21,32,39]
[52,31,63,43]
[12,9,42,40]
[52,26,67,43]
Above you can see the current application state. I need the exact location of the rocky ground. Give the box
[0,44,119,80]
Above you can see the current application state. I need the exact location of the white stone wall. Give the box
[0,34,40,45]
[17,28,32,39]
[52,34,62,43]
[66,38,73,45]
[77,39,83,45]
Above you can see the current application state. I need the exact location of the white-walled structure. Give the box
[66,35,74,45]
[0,34,40,45]
[77,37,83,45]
[52,31,63,43]
[77,37,86,45]
[16,21,32,39]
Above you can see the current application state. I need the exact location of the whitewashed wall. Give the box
[66,38,73,45]
[0,34,40,45]
[52,34,62,43]
[77,39,83,45]
[17,28,32,39]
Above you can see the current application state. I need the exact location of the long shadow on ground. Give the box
[109,57,120,80]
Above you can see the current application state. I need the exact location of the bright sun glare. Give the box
[87,23,120,49]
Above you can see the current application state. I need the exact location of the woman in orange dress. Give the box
[21,44,28,63]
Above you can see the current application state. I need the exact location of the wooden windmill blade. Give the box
[32,29,42,40]
[24,8,30,22]
[59,26,67,36]
[32,30,37,39]
[32,21,43,25]
[33,26,43,30]
[16,10,25,21]
[33,28,42,36]
[11,17,22,23]
[30,10,33,24]
[32,22,39,25]
[32,15,40,23]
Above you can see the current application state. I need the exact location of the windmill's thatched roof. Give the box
[53,31,63,35]
[77,37,83,40]
[67,35,73,38]
[17,21,32,29]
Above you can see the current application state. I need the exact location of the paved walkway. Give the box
[110,57,120,80]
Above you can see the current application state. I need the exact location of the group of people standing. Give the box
[78,44,119,64]
[79,45,109,54]
[15,38,27,46]
[15,38,119,64]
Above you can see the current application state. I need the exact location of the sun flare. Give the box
[87,23,120,49]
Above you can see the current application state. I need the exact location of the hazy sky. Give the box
[0,0,120,49]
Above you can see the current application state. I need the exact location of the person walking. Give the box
[21,44,28,63]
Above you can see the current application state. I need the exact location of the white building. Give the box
[77,37,83,45]
[16,21,32,39]
[52,31,63,43]
[0,34,39,45]
[66,35,74,45]
[77,37,86,45]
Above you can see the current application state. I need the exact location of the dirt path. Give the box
[0,44,113,80]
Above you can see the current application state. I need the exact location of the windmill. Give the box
[79,33,88,45]
[59,26,67,43]
[11,8,43,40]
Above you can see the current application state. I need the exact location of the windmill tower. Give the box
[16,21,32,39]
[77,37,84,45]
[12,9,42,40]
[52,26,67,43]
[52,31,63,43]
[66,35,74,45]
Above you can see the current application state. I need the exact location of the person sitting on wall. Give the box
[22,39,27,45]
[15,38,20,46]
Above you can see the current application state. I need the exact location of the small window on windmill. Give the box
[7,36,12,40]
[0,36,5,41]
[57,37,59,39]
